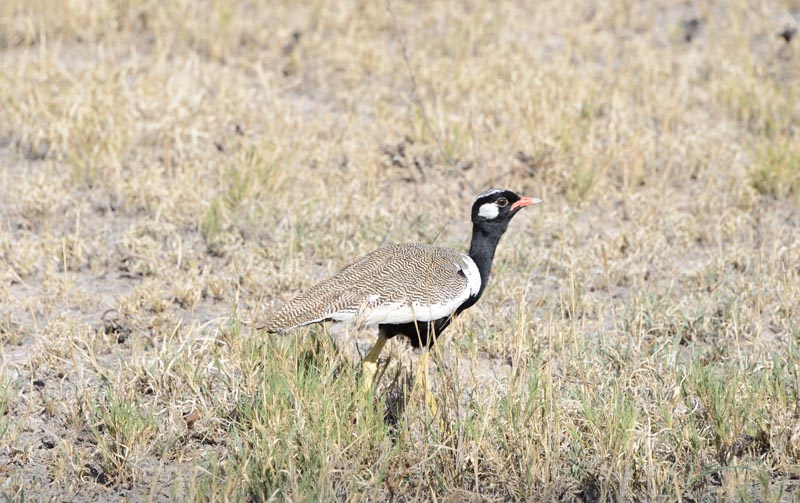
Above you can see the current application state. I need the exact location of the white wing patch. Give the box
[359,295,468,325]
[461,256,481,297]
[478,202,499,219]
[322,277,475,326]
[310,253,479,327]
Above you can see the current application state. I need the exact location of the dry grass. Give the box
[1,0,800,501]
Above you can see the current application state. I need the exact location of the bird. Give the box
[258,188,541,411]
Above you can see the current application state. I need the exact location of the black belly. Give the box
[379,316,455,349]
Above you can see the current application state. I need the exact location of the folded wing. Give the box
[259,243,480,332]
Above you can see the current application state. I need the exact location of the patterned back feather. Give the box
[260,243,476,332]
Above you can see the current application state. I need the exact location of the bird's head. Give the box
[471,188,542,231]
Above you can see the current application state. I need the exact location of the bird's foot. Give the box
[359,334,388,394]
[361,360,378,393]
[415,351,442,423]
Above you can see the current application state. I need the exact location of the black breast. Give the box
[379,317,455,348]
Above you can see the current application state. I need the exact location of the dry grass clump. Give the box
[1,0,800,501]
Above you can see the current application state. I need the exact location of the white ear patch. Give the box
[478,202,499,219]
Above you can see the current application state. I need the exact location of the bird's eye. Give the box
[496,197,508,207]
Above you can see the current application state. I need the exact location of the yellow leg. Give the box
[415,350,438,417]
[361,334,388,392]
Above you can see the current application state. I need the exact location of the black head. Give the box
[471,188,541,231]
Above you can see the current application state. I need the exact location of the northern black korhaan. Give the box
[258,189,542,408]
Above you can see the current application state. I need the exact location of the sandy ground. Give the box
[2,0,800,500]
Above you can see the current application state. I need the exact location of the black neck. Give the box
[466,223,506,303]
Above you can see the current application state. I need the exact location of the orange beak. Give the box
[510,196,543,211]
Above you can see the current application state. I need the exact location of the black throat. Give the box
[459,221,508,312]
